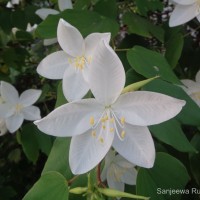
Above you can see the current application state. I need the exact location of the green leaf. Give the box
[150,119,196,153]
[42,138,72,179]
[22,171,69,200]
[165,33,184,68]
[125,68,144,86]
[74,0,91,10]
[135,0,163,16]
[127,46,181,84]
[143,79,200,126]
[20,125,40,163]
[123,13,164,42]
[20,124,52,163]
[190,134,200,186]
[137,152,190,200]
[36,10,119,39]
[55,81,67,108]
[93,0,117,19]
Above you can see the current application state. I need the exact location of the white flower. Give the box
[0,81,42,133]
[181,70,200,106]
[6,0,20,8]
[37,18,111,102]
[26,23,38,33]
[101,150,137,193]
[35,0,73,46]
[169,0,200,27]
[35,40,185,175]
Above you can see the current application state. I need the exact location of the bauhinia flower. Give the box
[181,70,200,106]
[37,18,111,101]
[35,40,185,175]
[35,0,73,46]
[101,150,137,193]
[6,0,20,8]
[0,81,42,133]
[169,0,200,27]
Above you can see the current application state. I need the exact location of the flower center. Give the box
[68,56,92,71]
[15,104,23,113]
[89,108,126,144]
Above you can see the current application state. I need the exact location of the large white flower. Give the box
[37,18,111,102]
[101,150,137,193]
[35,40,185,175]
[35,0,73,46]
[0,81,42,133]
[181,70,200,106]
[169,0,200,27]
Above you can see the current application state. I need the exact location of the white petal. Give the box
[88,40,125,105]
[195,70,200,83]
[37,51,70,79]
[43,38,58,46]
[22,106,41,121]
[34,99,103,137]
[12,0,19,5]
[106,169,125,191]
[84,32,111,58]
[114,154,135,169]
[113,124,155,168]
[169,4,199,27]
[1,81,19,104]
[101,150,115,181]
[121,168,137,185]
[19,89,41,106]
[35,8,59,20]
[196,13,200,22]
[69,126,114,174]
[181,79,200,95]
[113,91,185,126]
[0,103,14,118]
[57,19,84,57]
[171,0,196,5]
[62,67,89,102]
[181,79,198,88]
[6,113,24,133]
[58,0,73,11]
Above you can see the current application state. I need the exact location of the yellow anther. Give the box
[91,130,96,137]
[90,116,95,126]
[99,137,104,143]
[121,117,125,125]
[110,118,115,123]
[101,118,106,123]
[121,130,126,139]
[102,125,106,130]
[104,115,108,120]
[110,128,114,133]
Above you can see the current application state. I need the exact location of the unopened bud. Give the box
[98,188,149,200]
[69,187,87,194]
